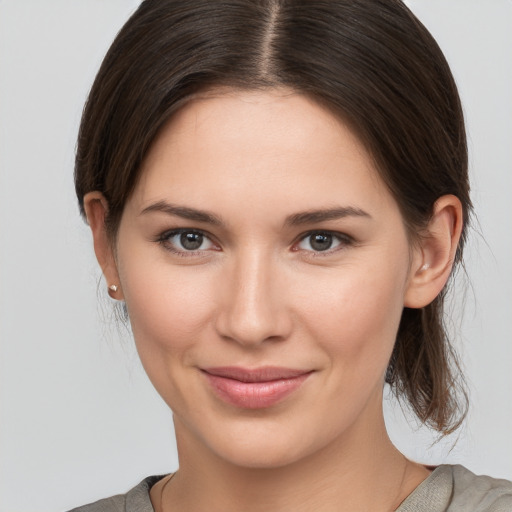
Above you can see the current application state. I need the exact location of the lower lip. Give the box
[203,372,311,409]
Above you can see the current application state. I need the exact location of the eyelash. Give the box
[156,228,354,257]
[156,228,219,256]
[293,230,354,256]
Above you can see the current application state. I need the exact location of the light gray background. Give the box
[0,1,511,511]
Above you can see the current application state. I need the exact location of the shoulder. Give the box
[449,464,512,512]
[67,475,164,512]
[398,465,512,512]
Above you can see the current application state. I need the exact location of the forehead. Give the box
[131,89,398,221]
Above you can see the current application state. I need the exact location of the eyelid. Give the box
[292,230,355,254]
[155,227,354,256]
[156,227,220,255]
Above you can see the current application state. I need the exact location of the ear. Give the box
[83,191,124,300]
[404,194,463,308]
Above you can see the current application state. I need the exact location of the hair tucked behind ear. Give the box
[75,0,471,433]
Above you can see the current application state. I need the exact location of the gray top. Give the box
[68,465,512,512]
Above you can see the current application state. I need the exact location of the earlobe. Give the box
[83,191,124,300]
[404,195,463,308]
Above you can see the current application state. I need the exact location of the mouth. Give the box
[201,366,313,409]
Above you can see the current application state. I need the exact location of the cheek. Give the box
[297,260,407,373]
[118,258,221,413]
[118,253,216,356]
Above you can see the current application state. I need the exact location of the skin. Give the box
[86,89,463,512]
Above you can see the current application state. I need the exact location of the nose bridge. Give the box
[215,246,289,346]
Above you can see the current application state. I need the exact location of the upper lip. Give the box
[202,366,312,383]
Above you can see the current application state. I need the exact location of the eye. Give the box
[158,229,218,254]
[295,231,350,253]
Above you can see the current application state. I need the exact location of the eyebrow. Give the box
[285,207,371,226]
[140,201,371,227]
[140,201,223,226]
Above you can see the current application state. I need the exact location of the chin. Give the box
[188,415,328,470]
[214,439,311,469]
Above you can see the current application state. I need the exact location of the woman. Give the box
[70,0,512,510]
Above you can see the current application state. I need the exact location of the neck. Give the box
[160,398,430,512]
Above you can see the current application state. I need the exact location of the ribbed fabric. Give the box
[68,475,163,512]
[68,465,512,511]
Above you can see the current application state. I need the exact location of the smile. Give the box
[201,367,313,409]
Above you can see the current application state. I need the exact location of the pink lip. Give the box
[202,366,312,409]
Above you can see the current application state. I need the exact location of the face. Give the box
[113,89,418,468]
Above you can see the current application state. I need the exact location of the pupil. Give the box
[180,232,203,250]
[310,233,332,251]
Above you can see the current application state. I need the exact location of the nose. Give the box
[214,249,292,347]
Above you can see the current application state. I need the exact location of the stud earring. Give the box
[420,263,430,272]
[108,284,118,292]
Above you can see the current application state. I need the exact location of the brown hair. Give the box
[75,0,470,433]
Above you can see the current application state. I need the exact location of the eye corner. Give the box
[292,230,355,255]
[156,227,221,256]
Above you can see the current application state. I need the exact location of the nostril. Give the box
[214,299,292,347]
